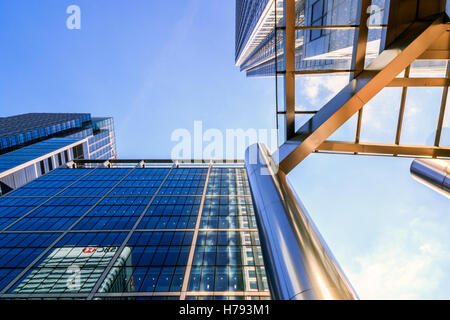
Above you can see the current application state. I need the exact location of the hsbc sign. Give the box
[81,247,118,254]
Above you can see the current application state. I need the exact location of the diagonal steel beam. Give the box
[275,16,448,174]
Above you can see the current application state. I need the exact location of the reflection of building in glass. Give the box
[0,114,117,195]
[236,0,381,77]
[236,0,444,77]
[0,162,270,300]
[13,246,132,294]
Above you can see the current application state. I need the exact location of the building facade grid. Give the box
[0,163,270,300]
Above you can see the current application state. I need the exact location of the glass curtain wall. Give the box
[0,163,270,300]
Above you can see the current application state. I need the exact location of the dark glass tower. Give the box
[0,161,270,300]
[0,113,91,153]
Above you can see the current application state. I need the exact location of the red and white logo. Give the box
[83,247,96,253]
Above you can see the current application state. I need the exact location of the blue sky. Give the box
[0,0,449,299]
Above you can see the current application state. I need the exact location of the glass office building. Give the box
[0,114,117,196]
[0,161,270,300]
[0,113,116,160]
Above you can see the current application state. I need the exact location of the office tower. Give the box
[0,160,270,300]
[0,113,117,195]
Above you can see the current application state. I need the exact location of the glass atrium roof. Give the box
[236,0,450,172]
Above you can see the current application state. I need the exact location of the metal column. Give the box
[245,143,358,300]
[411,159,450,198]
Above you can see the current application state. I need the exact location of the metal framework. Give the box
[273,0,450,174]
[69,159,244,166]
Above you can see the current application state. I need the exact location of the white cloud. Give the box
[347,210,450,300]
[357,87,402,140]
[305,83,319,100]
[296,75,349,107]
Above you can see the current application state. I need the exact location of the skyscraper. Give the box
[0,160,270,300]
[0,113,117,195]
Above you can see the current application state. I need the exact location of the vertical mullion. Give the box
[351,0,371,78]
[355,108,363,145]
[275,0,280,146]
[434,63,450,147]
[351,0,371,149]
[284,0,296,139]
[395,66,411,146]
[179,161,213,300]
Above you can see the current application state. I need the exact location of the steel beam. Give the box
[317,140,450,158]
[435,63,450,146]
[284,0,295,139]
[395,66,410,146]
[292,69,354,75]
[72,159,244,164]
[352,0,371,77]
[352,0,369,148]
[387,77,450,87]
[417,50,450,59]
[355,108,363,144]
[275,16,448,174]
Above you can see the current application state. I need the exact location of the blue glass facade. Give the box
[0,163,270,300]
